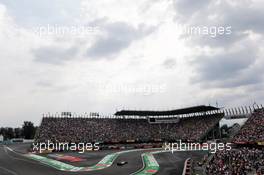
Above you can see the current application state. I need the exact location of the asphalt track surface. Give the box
[0,143,206,175]
[155,151,207,175]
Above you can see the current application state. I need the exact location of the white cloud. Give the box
[0,0,264,127]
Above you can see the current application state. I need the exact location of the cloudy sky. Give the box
[0,0,264,127]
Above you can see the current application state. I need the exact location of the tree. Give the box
[6,128,14,139]
[14,128,22,138]
[22,121,36,139]
[221,124,229,137]
[221,124,228,131]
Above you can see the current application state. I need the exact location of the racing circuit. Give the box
[2,105,259,175]
[0,143,206,175]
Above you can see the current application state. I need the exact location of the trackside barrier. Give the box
[182,158,192,175]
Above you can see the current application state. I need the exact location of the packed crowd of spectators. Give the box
[34,114,222,143]
[206,109,264,175]
[206,147,264,175]
[233,109,264,143]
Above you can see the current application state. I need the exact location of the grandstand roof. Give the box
[115,105,219,116]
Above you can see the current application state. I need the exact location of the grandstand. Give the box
[233,108,264,145]
[205,108,264,175]
[35,105,224,145]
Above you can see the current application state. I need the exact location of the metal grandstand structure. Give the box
[222,104,264,119]
[41,104,264,119]
[114,105,221,119]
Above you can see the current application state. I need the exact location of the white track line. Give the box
[3,146,53,167]
[0,166,18,175]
